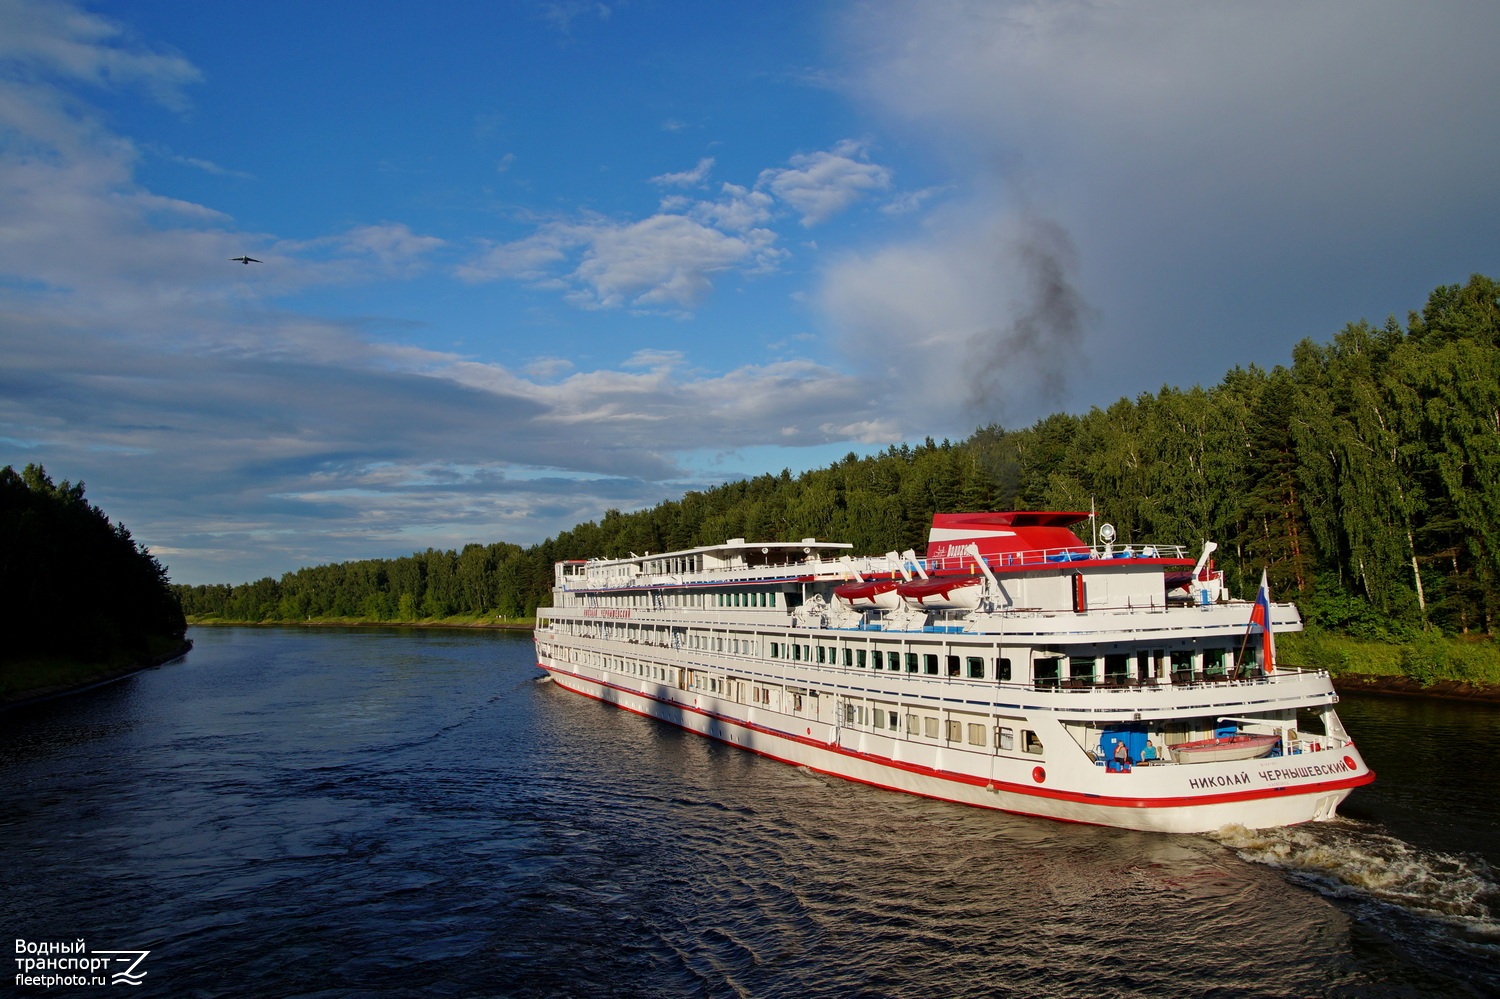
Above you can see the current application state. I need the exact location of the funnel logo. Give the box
[94,949,150,985]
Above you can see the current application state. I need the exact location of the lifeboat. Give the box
[1170,733,1278,764]
[833,579,902,611]
[896,575,984,611]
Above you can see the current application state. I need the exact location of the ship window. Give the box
[817,646,826,664]
[996,657,1012,681]
[1023,730,1043,755]
[1171,651,1194,679]
[873,708,885,728]
[1034,657,1061,687]
[947,655,961,677]
[1204,649,1227,678]
[1069,657,1096,684]
[924,717,939,739]
[906,714,919,735]
[793,644,801,661]
[794,694,803,711]
[905,653,918,673]
[967,656,984,679]
[858,649,867,668]
[886,651,898,671]
[997,727,1015,751]
[924,654,939,675]
[845,705,856,724]
[771,642,779,658]
[946,720,961,742]
[967,723,986,746]
[888,712,899,732]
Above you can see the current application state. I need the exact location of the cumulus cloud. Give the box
[758,139,892,226]
[461,208,782,312]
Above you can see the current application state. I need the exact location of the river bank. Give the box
[1,638,193,709]
[185,615,534,631]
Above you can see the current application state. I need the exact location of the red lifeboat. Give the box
[833,579,903,611]
[896,575,984,611]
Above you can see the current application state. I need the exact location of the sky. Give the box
[2,0,1497,585]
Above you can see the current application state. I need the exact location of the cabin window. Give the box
[906,714,919,735]
[817,646,826,664]
[858,649,867,668]
[967,656,984,679]
[1023,730,1043,754]
[997,727,1015,751]
[923,654,938,675]
[843,648,853,667]
[967,723,986,746]
[1171,651,1194,680]
[1204,649,1228,678]
[946,720,962,742]
[771,642,780,658]
[996,657,1012,681]
[888,712,899,732]
[924,717,939,739]
[947,655,961,677]
[905,653,919,673]
[1069,657,1097,684]
[873,708,885,728]
[793,694,803,711]
[887,652,900,671]
[871,650,883,670]
[1033,657,1061,687]
[803,644,811,661]
[793,644,801,661]
[1105,654,1129,684]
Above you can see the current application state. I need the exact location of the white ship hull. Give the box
[535,512,1373,833]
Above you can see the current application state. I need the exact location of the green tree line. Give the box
[2,464,188,673]
[176,275,1500,640]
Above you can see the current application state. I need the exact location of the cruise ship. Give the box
[533,511,1373,833]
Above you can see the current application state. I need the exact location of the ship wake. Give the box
[1212,819,1500,981]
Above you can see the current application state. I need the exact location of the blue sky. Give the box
[2,0,1497,585]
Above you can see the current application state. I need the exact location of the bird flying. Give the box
[230,256,261,265]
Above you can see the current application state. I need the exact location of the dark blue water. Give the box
[2,627,1497,997]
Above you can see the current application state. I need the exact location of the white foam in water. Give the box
[1212,819,1500,938]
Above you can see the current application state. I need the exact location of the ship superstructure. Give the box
[534,512,1372,832]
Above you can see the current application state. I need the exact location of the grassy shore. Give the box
[1281,629,1500,687]
[1,635,192,707]
[185,613,536,631]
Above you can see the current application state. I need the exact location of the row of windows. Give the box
[841,703,1041,754]
[553,617,1249,684]
[578,589,782,609]
[769,642,1014,681]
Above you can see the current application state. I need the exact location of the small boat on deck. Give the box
[896,575,984,610]
[1171,733,1279,764]
[832,579,902,611]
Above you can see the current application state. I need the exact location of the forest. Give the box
[175,275,1499,650]
[2,464,189,699]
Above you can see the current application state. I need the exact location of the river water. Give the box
[2,627,1497,998]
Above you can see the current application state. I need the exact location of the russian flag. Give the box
[1249,569,1275,672]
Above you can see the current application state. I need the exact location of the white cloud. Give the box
[462,208,783,312]
[0,0,200,109]
[758,139,892,226]
[650,157,714,187]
